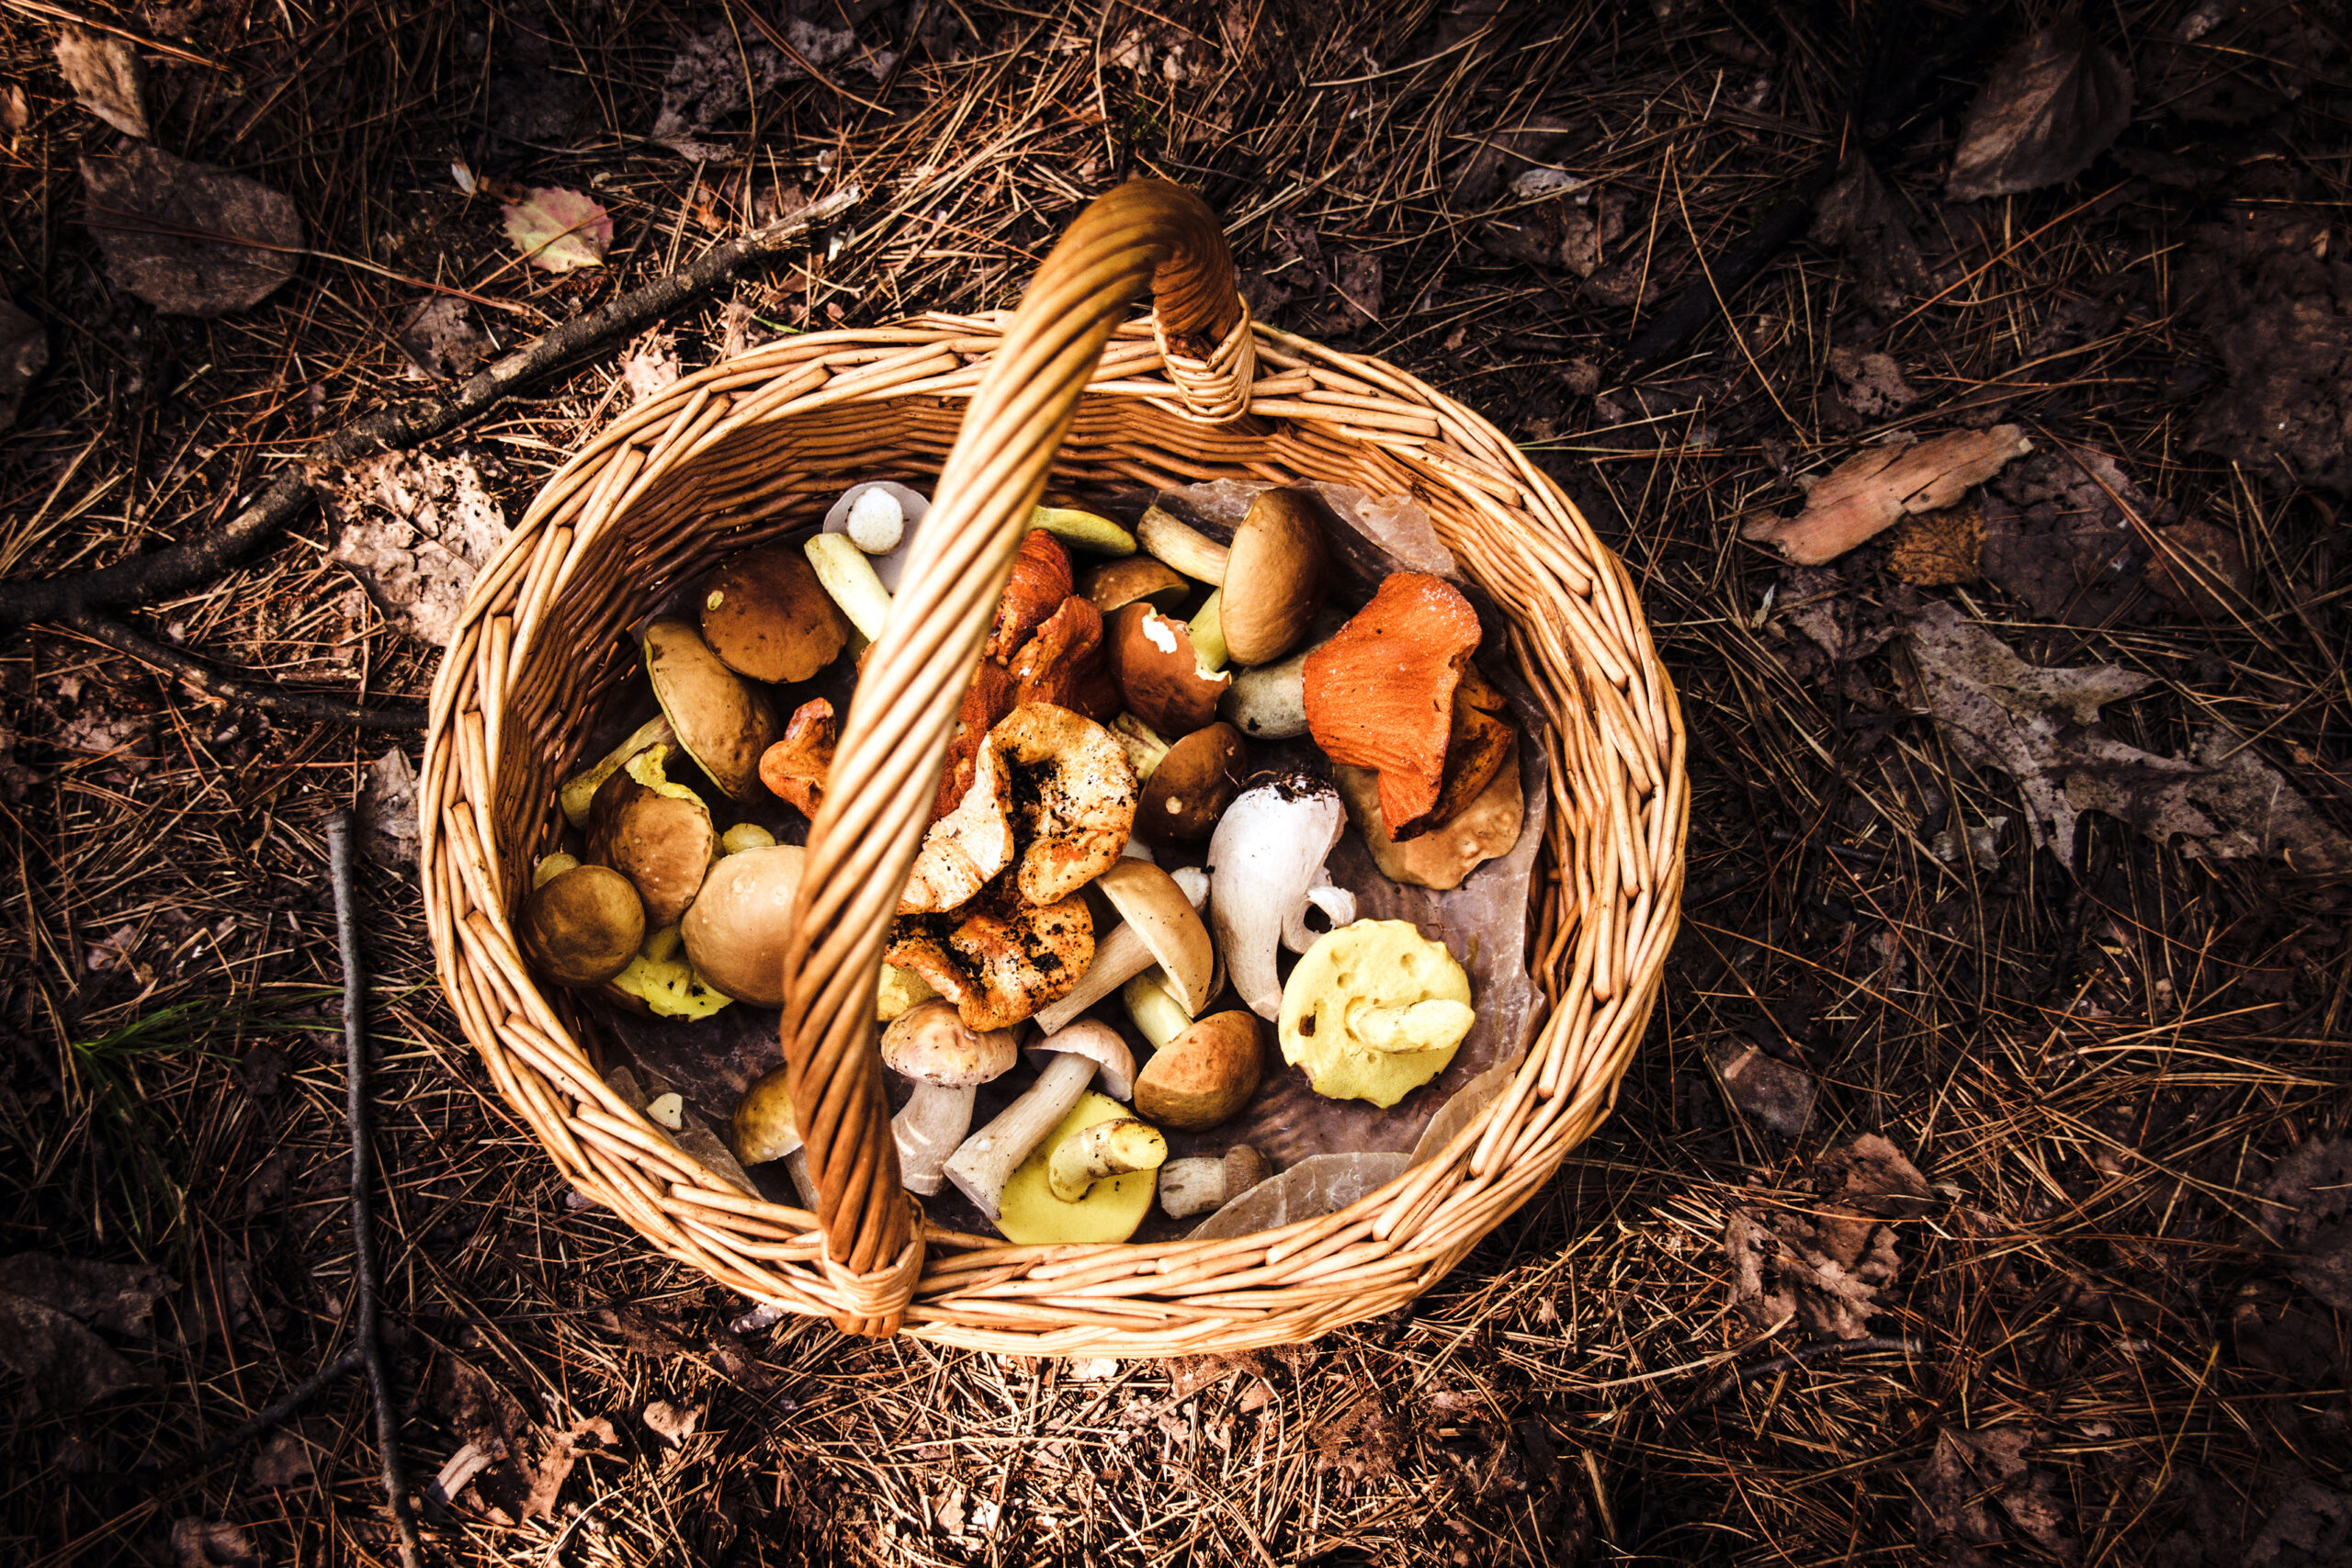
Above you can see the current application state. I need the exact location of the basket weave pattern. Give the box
[424,185,1686,1354]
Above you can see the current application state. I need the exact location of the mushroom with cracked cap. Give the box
[520,853,645,988]
[942,1020,1135,1222]
[1159,1145,1269,1219]
[1030,858,1212,1035]
[698,547,849,683]
[1278,919,1476,1108]
[1106,603,1230,737]
[882,1001,1019,1196]
[1205,773,1357,1020]
[586,743,718,928]
[644,617,778,802]
[886,890,1094,1031]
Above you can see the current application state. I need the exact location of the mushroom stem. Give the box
[1111,713,1170,781]
[942,1051,1099,1221]
[1046,1119,1167,1201]
[1191,590,1227,671]
[560,714,674,828]
[891,1081,978,1196]
[1137,506,1230,583]
[1159,1145,1270,1219]
[1029,919,1158,1036]
[804,532,894,640]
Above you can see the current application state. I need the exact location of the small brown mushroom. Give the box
[1031,859,1212,1034]
[679,843,807,1007]
[1136,721,1246,844]
[1302,573,1484,840]
[1134,1010,1263,1131]
[1107,603,1231,736]
[1219,489,1331,666]
[757,697,837,818]
[521,862,646,987]
[1159,1145,1269,1219]
[586,744,718,927]
[700,547,850,683]
[644,617,779,802]
[1083,557,1190,616]
[886,891,1095,1032]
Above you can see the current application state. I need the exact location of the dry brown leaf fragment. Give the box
[396,296,492,380]
[80,147,302,317]
[1946,23,2132,202]
[2256,1137,2352,1312]
[169,1518,257,1568]
[1827,346,1917,418]
[1914,1427,2075,1567]
[2145,519,2252,616]
[619,329,681,403]
[1884,505,1984,586]
[0,1252,174,1411]
[1708,1042,1815,1135]
[500,186,611,274]
[0,295,47,432]
[1745,427,2032,564]
[249,1428,313,1487]
[357,746,421,867]
[322,449,511,646]
[53,27,149,139]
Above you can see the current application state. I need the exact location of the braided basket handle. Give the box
[775,181,1250,1336]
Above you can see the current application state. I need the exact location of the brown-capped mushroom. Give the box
[886,890,1095,1032]
[678,842,807,1007]
[757,697,837,818]
[1335,747,1524,891]
[985,529,1075,661]
[560,714,674,828]
[1107,603,1231,736]
[645,617,779,802]
[883,1000,1019,1195]
[730,1066,823,1208]
[1136,504,1231,583]
[1031,859,1212,1034]
[1302,573,1484,840]
[1220,489,1331,666]
[521,860,646,987]
[1159,1145,1270,1219]
[586,743,718,927]
[1136,722,1246,844]
[1084,557,1189,616]
[700,547,850,683]
[941,1020,1134,1220]
[1134,1010,1262,1131]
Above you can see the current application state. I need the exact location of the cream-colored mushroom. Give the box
[1030,860,1211,1035]
[882,1001,1019,1196]
[940,1021,1133,1221]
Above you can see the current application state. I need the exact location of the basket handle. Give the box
[775,180,1249,1336]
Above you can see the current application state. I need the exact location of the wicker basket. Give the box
[422,182,1686,1353]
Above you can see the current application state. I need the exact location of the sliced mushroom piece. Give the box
[679,842,807,1008]
[560,714,675,829]
[757,696,837,818]
[730,1066,824,1209]
[1220,488,1332,666]
[607,924,734,1020]
[1335,748,1523,892]
[1030,859,1212,1035]
[1136,722,1246,844]
[1107,604,1231,736]
[1136,504,1231,583]
[995,1092,1163,1243]
[886,892,1094,1032]
[521,862,645,987]
[1084,557,1190,615]
[1134,1010,1263,1131]
[1159,1145,1270,1219]
[586,743,718,928]
[645,617,778,802]
[1302,572,1485,840]
[883,1000,1019,1196]
[1046,1117,1166,1202]
[1205,774,1357,1021]
[700,547,850,683]
[821,479,932,590]
[942,1021,1133,1220]
[986,529,1074,662]
[899,737,1016,915]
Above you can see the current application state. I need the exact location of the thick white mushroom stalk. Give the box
[1205,775,1357,1020]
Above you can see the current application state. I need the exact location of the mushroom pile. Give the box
[524,478,1533,1245]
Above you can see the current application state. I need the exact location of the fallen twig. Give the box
[66,610,429,730]
[328,811,426,1568]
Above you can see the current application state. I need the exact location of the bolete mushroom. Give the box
[730,1066,824,1209]
[521,858,645,987]
[644,617,779,802]
[1159,1145,1269,1219]
[1334,746,1523,892]
[1220,489,1332,666]
[993,1093,1163,1244]
[1084,557,1189,615]
[757,696,837,818]
[560,714,674,828]
[699,547,849,683]
[1030,859,1212,1034]
[1134,1010,1262,1131]
[803,532,894,639]
[942,1020,1134,1221]
[679,842,807,1008]
[821,479,931,589]
[1277,919,1475,1107]
[1107,603,1231,736]
[586,743,718,928]
[1136,504,1231,583]
[1205,773,1357,1020]
[887,891,1094,1032]
[1045,1115,1166,1202]
[882,1001,1019,1195]
[1122,965,1196,1048]
[1302,572,1485,840]
[901,704,1137,914]
[1136,721,1246,844]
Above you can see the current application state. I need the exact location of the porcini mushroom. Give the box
[1122,965,1196,1048]
[1205,773,1358,1020]
[1107,603,1231,736]
[1084,557,1189,616]
[1302,573,1485,840]
[1219,489,1332,666]
[942,1020,1134,1221]
[882,1000,1019,1195]
[1134,1010,1262,1131]
[902,704,1137,914]
[699,547,849,683]
[1335,748,1523,892]
[887,892,1094,1031]
[1030,859,1212,1034]
[757,697,837,818]
[821,480,931,590]
[1159,1145,1269,1219]
[1136,722,1246,844]
[1136,504,1231,583]
[644,617,779,802]
[679,843,807,1008]
[521,860,645,987]
[560,714,674,828]
[993,1093,1163,1243]
[586,743,718,927]
[1277,919,1475,1107]
[730,1066,824,1209]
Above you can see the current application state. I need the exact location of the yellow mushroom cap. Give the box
[1277,919,1475,1108]
[994,1091,1161,1245]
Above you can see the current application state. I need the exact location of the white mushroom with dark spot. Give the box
[882,1001,1019,1196]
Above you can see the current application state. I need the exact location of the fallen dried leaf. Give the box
[1453,118,1573,207]
[642,1398,703,1445]
[0,1253,172,1412]
[81,147,303,317]
[1316,1390,1406,1479]
[619,329,681,404]
[396,296,492,380]
[1708,1042,1815,1136]
[2256,1137,2352,1313]
[522,1415,619,1519]
[1947,23,2132,202]
[1828,346,1917,419]
[1746,427,2033,564]
[0,295,47,431]
[500,186,610,274]
[250,1428,313,1487]
[53,27,149,139]
[2181,209,2352,488]
[651,22,853,160]
[2244,1481,2352,1568]
[1811,153,1927,313]
[322,449,510,645]
[169,1518,257,1568]
[1723,1133,1929,1340]
[2144,520,2251,616]
[1884,505,1985,587]
[1979,448,2156,625]
[2142,1,2331,126]
[358,747,420,867]
[2062,728,2352,874]
[1916,1427,2075,1565]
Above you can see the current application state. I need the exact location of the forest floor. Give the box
[3,2,2349,1565]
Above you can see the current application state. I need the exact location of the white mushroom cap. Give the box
[881,1000,1019,1089]
[1023,1017,1136,1100]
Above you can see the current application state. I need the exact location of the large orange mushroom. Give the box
[1301,573,1484,840]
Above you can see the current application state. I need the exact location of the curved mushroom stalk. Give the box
[891,1083,978,1196]
[882,1001,1018,1196]
[1030,861,1211,1035]
[942,1021,1132,1220]
[1046,1118,1166,1202]
[1206,774,1352,1020]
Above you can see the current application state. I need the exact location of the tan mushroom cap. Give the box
[678,843,807,1008]
[1220,489,1331,667]
[732,1064,802,1167]
[644,617,779,802]
[1106,603,1230,736]
[1021,1017,1138,1100]
[700,547,850,683]
[1095,859,1214,1015]
[585,746,718,928]
[1136,721,1246,843]
[1134,1010,1263,1131]
[520,863,646,987]
[1083,557,1190,615]
[881,999,1019,1088]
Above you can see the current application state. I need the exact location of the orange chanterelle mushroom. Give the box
[1301,572,1485,840]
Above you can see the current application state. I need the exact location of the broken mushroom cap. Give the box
[586,744,718,928]
[1205,773,1358,1021]
[986,529,1075,662]
[1084,557,1190,616]
[886,891,1095,1032]
[520,863,646,987]
[1302,573,1484,840]
[1220,489,1331,666]
[757,696,837,818]
[1107,604,1232,736]
[821,479,932,590]
[876,961,937,1022]
[902,702,1136,916]
[1008,595,1118,719]
[1416,666,1516,840]
[941,1020,1132,1220]
[678,843,808,1008]
[607,925,734,1020]
[1335,749,1523,892]
[1136,722,1247,844]
[700,547,850,684]
[994,1092,1163,1244]
[1277,919,1475,1108]
[883,1000,1020,1196]
[644,617,780,802]
[1029,858,1214,1035]
[1159,1145,1270,1219]
[1134,1010,1263,1132]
